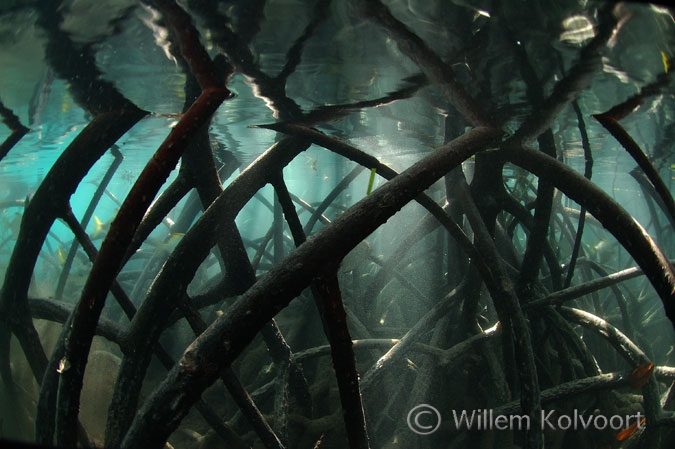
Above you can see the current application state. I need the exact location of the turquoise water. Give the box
[1,1,675,448]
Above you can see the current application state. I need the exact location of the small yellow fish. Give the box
[91,215,107,239]
[57,247,67,265]
[305,155,318,171]
[166,232,184,245]
[592,238,614,264]
[147,233,185,256]
[61,91,72,113]
[661,51,670,74]
[593,238,608,251]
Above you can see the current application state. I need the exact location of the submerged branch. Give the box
[28,298,125,346]
[492,371,627,416]
[361,280,467,391]
[528,264,646,308]
[565,100,594,288]
[120,127,502,449]
[0,107,146,394]
[55,146,124,300]
[56,85,230,446]
[313,271,370,449]
[255,123,482,264]
[593,113,675,227]
[561,306,661,447]
[55,0,232,442]
[273,173,369,448]
[109,136,310,449]
[178,298,285,449]
[1,4,148,437]
[304,165,365,234]
[459,180,543,449]
[517,131,556,294]
[501,146,675,329]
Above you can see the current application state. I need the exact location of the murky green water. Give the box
[1,1,675,448]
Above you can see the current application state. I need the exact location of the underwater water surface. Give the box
[1,1,675,448]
